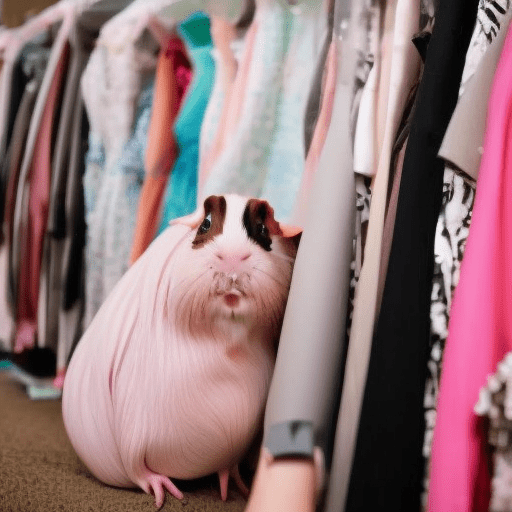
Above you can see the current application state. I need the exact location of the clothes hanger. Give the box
[100,0,252,53]
[96,0,175,53]
[158,0,252,25]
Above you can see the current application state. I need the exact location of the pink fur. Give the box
[62,195,299,506]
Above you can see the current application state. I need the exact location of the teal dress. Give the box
[157,13,214,233]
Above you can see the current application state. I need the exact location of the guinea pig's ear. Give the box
[170,205,206,229]
[264,202,302,247]
[277,222,302,249]
[258,201,302,238]
[277,223,302,238]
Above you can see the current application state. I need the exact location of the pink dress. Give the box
[428,23,512,512]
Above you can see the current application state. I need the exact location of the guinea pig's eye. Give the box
[256,222,269,238]
[199,212,212,234]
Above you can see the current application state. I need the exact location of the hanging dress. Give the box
[156,13,215,232]
[201,0,324,222]
[129,37,192,264]
[82,20,157,325]
[258,0,325,221]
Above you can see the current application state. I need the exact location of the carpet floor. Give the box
[0,372,247,512]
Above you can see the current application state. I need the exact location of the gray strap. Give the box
[266,421,314,459]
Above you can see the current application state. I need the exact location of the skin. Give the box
[245,449,316,512]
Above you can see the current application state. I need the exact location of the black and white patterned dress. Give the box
[422,169,476,502]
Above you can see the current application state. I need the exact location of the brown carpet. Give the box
[0,372,247,512]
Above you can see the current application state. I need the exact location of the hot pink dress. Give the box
[428,23,512,512]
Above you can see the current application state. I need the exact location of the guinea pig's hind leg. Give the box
[217,466,250,501]
[218,468,230,501]
[231,465,250,497]
[139,468,183,509]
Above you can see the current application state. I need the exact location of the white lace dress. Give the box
[81,17,157,326]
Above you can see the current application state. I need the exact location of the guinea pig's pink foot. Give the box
[217,465,250,501]
[140,471,183,509]
[218,468,229,501]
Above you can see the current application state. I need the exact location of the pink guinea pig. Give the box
[62,194,301,508]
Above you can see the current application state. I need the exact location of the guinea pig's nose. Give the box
[215,251,251,261]
[215,251,252,271]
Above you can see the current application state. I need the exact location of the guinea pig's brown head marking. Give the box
[192,195,227,249]
[242,199,282,252]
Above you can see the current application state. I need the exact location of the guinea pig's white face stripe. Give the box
[192,195,227,249]
[242,198,283,252]
[220,194,250,239]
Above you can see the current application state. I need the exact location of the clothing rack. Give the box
[0,1,510,511]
